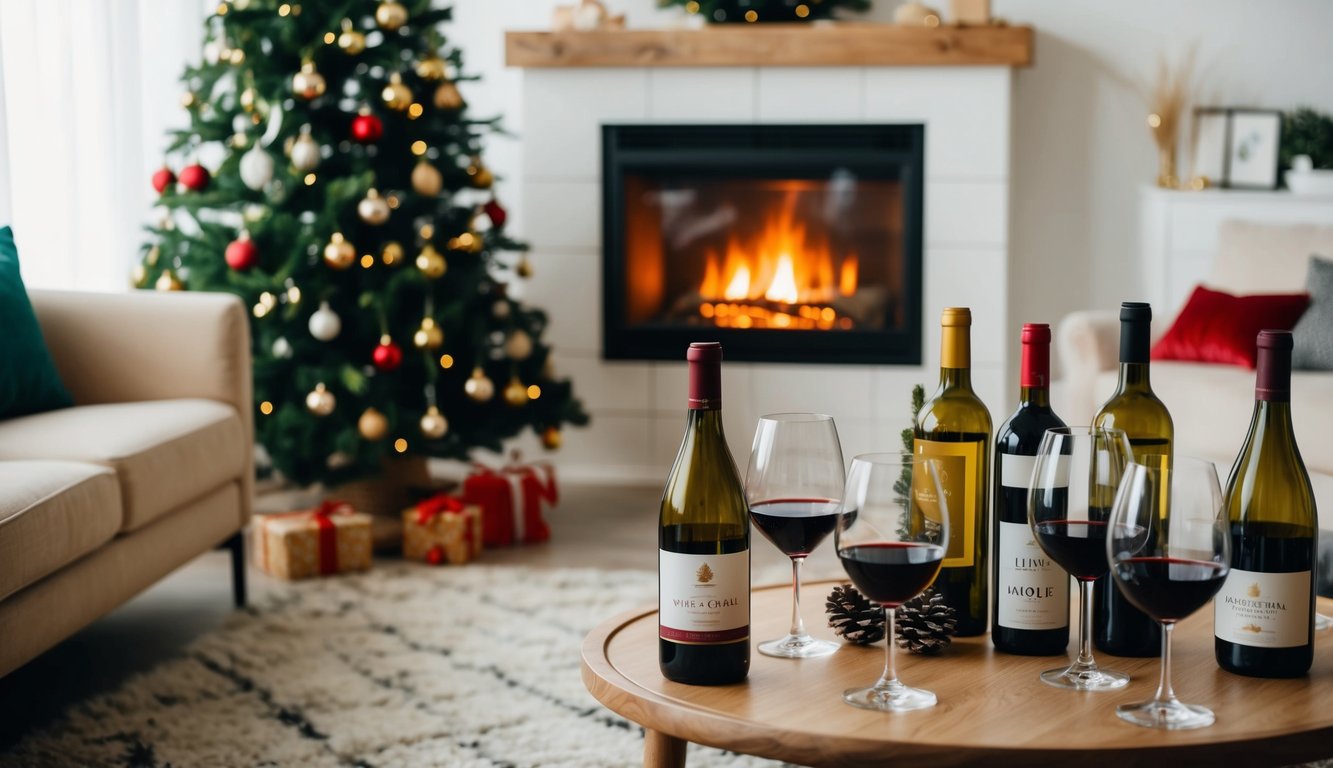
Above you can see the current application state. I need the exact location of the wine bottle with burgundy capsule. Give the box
[1091,302,1167,657]
[915,307,992,637]
[659,342,750,685]
[1215,330,1316,678]
[992,323,1070,655]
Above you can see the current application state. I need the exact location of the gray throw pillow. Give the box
[1292,254,1333,370]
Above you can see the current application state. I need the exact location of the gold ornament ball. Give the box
[464,367,494,402]
[415,244,447,279]
[416,56,447,81]
[155,269,183,291]
[357,188,391,225]
[181,91,198,109]
[381,241,404,266]
[323,232,356,270]
[540,426,562,450]
[433,80,464,110]
[466,161,494,189]
[306,383,336,416]
[411,160,443,196]
[503,376,528,407]
[375,0,408,31]
[504,329,533,361]
[419,405,448,439]
[358,407,389,440]
[338,28,366,55]
[292,62,326,100]
[515,256,533,279]
[381,73,412,111]
[131,263,149,288]
[413,317,444,349]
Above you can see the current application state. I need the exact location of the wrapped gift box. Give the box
[462,457,557,546]
[402,494,483,565]
[252,500,373,580]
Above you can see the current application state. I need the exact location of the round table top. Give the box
[581,581,1333,767]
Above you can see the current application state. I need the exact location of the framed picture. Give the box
[1191,108,1229,186]
[1227,109,1282,189]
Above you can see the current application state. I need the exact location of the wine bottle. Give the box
[1091,302,1168,657]
[992,323,1070,655]
[659,342,750,685]
[914,307,992,637]
[1215,330,1316,678]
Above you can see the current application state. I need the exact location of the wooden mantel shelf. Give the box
[505,24,1033,69]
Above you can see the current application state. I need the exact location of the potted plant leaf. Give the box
[1281,108,1333,195]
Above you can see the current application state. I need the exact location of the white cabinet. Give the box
[1139,186,1333,314]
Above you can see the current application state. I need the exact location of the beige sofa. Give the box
[0,290,253,677]
[1058,220,1333,540]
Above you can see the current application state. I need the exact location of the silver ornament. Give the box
[308,300,342,341]
[239,145,275,190]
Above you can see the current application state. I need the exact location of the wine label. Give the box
[914,439,980,568]
[659,550,749,644]
[1214,568,1312,648]
[997,520,1069,630]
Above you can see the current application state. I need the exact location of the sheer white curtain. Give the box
[0,0,208,291]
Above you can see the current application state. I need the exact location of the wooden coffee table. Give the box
[582,581,1333,767]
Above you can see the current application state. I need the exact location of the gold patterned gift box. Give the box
[252,501,373,580]
[402,494,483,565]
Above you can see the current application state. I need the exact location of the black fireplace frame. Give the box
[601,124,924,365]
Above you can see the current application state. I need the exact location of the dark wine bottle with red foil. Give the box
[1215,330,1316,678]
[659,342,750,685]
[992,323,1070,655]
[1092,302,1168,657]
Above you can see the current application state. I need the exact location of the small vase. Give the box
[1156,146,1178,189]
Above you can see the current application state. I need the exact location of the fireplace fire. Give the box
[603,124,924,364]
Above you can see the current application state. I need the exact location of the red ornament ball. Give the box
[225,236,258,271]
[151,166,176,195]
[425,545,444,566]
[350,113,383,143]
[178,163,211,192]
[483,197,507,229]
[372,337,403,371]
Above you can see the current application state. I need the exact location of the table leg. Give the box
[643,729,686,768]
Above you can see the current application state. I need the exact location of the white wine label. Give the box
[1214,568,1312,648]
[997,520,1069,630]
[659,550,749,643]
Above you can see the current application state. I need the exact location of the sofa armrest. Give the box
[29,289,254,522]
[1056,309,1119,423]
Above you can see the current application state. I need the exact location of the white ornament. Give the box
[240,145,275,190]
[357,189,390,225]
[272,336,293,359]
[308,301,342,341]
[290,126,321,172]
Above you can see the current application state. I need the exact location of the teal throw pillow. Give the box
[0,227,74,418]
[1292,254,1333,371]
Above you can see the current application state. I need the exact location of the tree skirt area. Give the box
[3,565,788,767]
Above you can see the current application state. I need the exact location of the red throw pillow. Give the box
[1151,286,1310,368]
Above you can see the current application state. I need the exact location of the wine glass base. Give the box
[1040,664,1130,691]
[758,634,839,659]
[1116,699,1214,730]
[843,682,937,712]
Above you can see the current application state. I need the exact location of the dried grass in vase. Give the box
[1146,53,1195,189]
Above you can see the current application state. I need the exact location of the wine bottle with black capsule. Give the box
[915,307,992,637]
[659,342,750,685]
[1092,302,1167,657]
[1215,330,1316,678]
[992,323,1070,655]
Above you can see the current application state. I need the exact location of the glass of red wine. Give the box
[1108,456,1230,729]
[1028,426,1133,691]
[835,452,948,711]
[746,413,845,659]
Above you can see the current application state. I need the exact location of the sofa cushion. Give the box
[1152,285,1309,368]
[0,461,121,601]
[0,399,245,532]
[0,227,74,420]
[1293,255,1333,371]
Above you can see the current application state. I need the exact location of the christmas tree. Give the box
[138,0,588,486]
[659,0,870,23]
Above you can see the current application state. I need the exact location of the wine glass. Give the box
[1108,457,1230,729]
[745,413,845,659]
[1028,426,1133,691]
[835,452,948,711]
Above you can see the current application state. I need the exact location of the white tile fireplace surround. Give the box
[508,55,1018,483]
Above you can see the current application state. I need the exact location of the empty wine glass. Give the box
[1028,427,1133,690]
[836,453,948,712]
[746,413,845,659]
[1109,457,1230,729]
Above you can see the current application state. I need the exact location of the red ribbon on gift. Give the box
[261,499,353,576]
[414,493,475,555]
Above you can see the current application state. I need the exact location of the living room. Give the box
[1,0,1330,765]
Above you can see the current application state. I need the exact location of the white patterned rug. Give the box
[2,565,785,767]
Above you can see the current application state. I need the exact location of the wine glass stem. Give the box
[788,556,806,638]
[879,606,898,687]
[1076,580,1095,667]
[1155,622,1177,704]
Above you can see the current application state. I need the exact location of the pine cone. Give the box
[826,584,885,645]
[894,588,957,655]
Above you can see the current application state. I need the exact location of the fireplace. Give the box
[602,124,924,364]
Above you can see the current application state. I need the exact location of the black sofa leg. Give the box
[226,532,247,608]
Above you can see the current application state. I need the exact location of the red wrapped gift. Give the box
[402,494,483,565]
[462,456,557,546]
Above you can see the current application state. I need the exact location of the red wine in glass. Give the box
[750,499,840,558]
[1113,557,1228,623]
[1033,518,1109,581]
[838,543,946,608]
